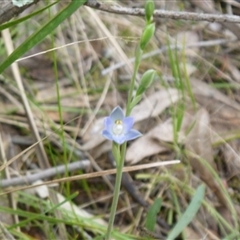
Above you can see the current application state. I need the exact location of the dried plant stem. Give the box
[85,1,240,23]
[2,1,240,26]
[0,160,180,197]
[2,28,68,240]
[0,160,90,188]
[0,132,20,230]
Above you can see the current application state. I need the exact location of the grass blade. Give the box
[167,184,206,240]
[0,1,58,31]
[145,198,162,231]
[0,0,87,74]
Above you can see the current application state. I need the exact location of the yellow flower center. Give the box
[112,120,123,135]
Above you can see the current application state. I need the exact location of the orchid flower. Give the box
[102,106,142,145]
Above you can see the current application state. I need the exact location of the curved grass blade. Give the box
[167,184,205,240]
[0,0,87,74]
[145,198,162,231]
[0,1,58,31]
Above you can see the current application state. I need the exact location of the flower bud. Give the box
[140,23,155,50]
[145,0,155,23]
[136,69,156,96]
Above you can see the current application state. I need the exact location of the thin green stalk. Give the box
[126,45,142,116]
[105,45,143,239]
[105,143,127,240]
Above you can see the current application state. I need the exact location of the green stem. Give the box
[105,44,143,239]
[105,143,127,240]
[126,45,143,116]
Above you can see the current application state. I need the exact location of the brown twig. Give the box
[0,160,180,196]
[85,1,240,23]
[0,0,41,25]
[2,1,240,26]
[102,38,236,76]
[0,160,90,188]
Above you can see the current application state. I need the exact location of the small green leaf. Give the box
[145,0,155,23]
[112,142,120,166]
[130,95,142,111]
[136,69,156,96]
[140,23,155,50]
[145,198,162,231]
[167,185,206,240]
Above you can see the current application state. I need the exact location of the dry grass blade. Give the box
[2,29,67,239]
[81,70,112,136]
[0,160,180,196]
[1,30,50,170]
[191,78,240,111]
[0,130,19,230]
[0,222,15,240]
[185,109,232,212]
[191,0,240,39]
[85,6,133,76]
[0,133,48,173]
[0,160,90,188]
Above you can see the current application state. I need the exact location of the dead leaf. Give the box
[190,0,240,39]
[217,206,234,236]
[191,78,240,111]
[126,110,194,164]
[176,30,200,54]
[225,59,240,83]
[131,88,181,122]
[151,113,194,144]
[221,140,240,178]
[81,119,106,151]
[88,141,112,159]
[36,86,89,105]
[185,108,231,210]
[126,128,168,164]
[186,109,216,169]
[184,227,203,239]
[152,118,175,142]
[190,0,215,12]
[35,109,75,122]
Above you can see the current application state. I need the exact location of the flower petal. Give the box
[104,117,113,132]
[110,106,124,121]
[112,135,127,144]
[102,130,114,141]
[124,129,142,141]
[122,117,134,133]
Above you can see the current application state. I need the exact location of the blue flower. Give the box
[102,106,142,145]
